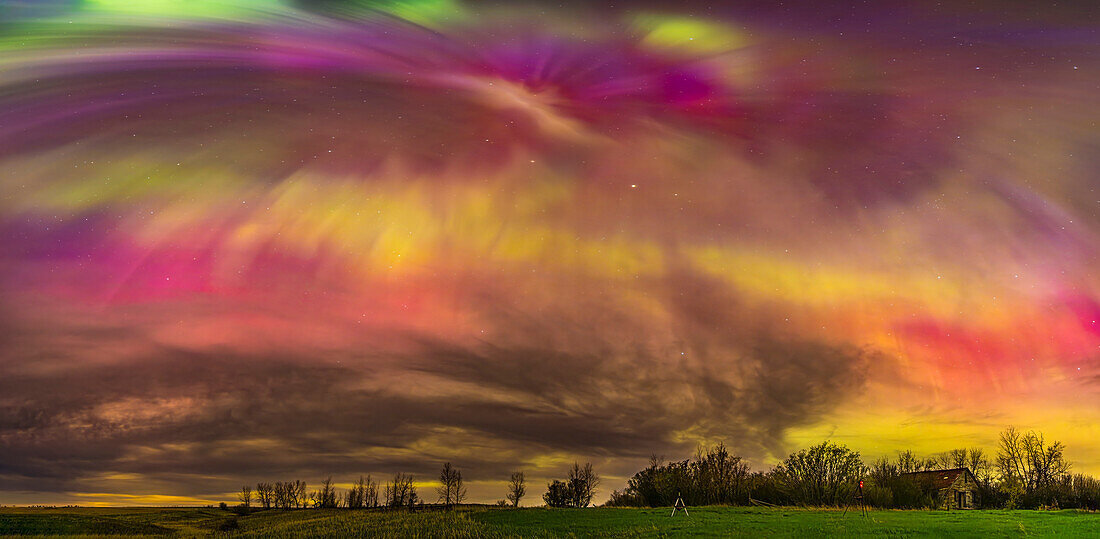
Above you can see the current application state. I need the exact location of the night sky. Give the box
[0,0,1097,505]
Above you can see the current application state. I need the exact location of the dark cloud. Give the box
[0,263,870,499]
[0,161,873,497]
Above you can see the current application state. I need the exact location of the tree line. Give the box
[606,427,1100,510]
[230,461,539,512]
[225,426,1098,511]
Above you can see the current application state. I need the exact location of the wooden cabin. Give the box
[901,467,978,509]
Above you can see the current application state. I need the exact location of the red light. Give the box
[859,480,864,488]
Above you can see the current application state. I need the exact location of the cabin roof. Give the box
[900,467,972,490]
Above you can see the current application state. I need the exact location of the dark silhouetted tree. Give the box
[294,480,308,509]
[506,471,526,507]
[936,448,969,470]
[365,475,379,507]
[384,473,418,507]
[436,462,466,506]
[345,477,363,509]
[864,455,930,509]
[238,486,252,510]
[543,480,572,507]
[895,450,921,474]
[312,477,338,508]
[775,441,865,506]
[344,475,378,508]
[1063,474,1100,510]
[273,482,290,509]
[607,455,690,507]
[567,462,600,507]
[271,480,308,509]
[609,447,751,507]
[691,444,750,505]
[997,427,1070,507]
[255,482,273,509]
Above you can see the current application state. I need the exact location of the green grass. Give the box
[1,506,1097,537]
[474,507,1100,537]
[0,507,225,537]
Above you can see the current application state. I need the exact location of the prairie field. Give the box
[1,506,1098,538]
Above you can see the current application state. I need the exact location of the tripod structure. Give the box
[670,493,689,516]
[842,480,868,517]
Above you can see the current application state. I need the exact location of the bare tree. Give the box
[967,448,992,482]
[436,462,466,506]
[345,477,362,509]
[454,468,466,504]
[273,482,289,509]
[346,475,380,508]
[506,471,526,507]
[384,473,418,508]
[271,480,307,509]
[294,480,309,509]
[998,427,1029,487]
[775,442,865,506]
[364,475,379,508]
[567,462,600,507]
[238,485,252,510]
[255,482,273,509]
[284,481,295,509]
[691,444,750,505]
[997,426,1071,506]
[312,477,338,508]
[936,448,968,469]
[896,450,921,474]
[345,475,374,508]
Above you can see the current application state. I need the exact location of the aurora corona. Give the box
[0,0,1097,505]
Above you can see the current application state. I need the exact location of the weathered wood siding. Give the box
[938,471,978,509]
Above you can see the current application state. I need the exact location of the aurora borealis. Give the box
[0,0,1097,506]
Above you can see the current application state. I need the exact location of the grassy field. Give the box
[1,506,1098,537]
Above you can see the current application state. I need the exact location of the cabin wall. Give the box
[938,474,978,509]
